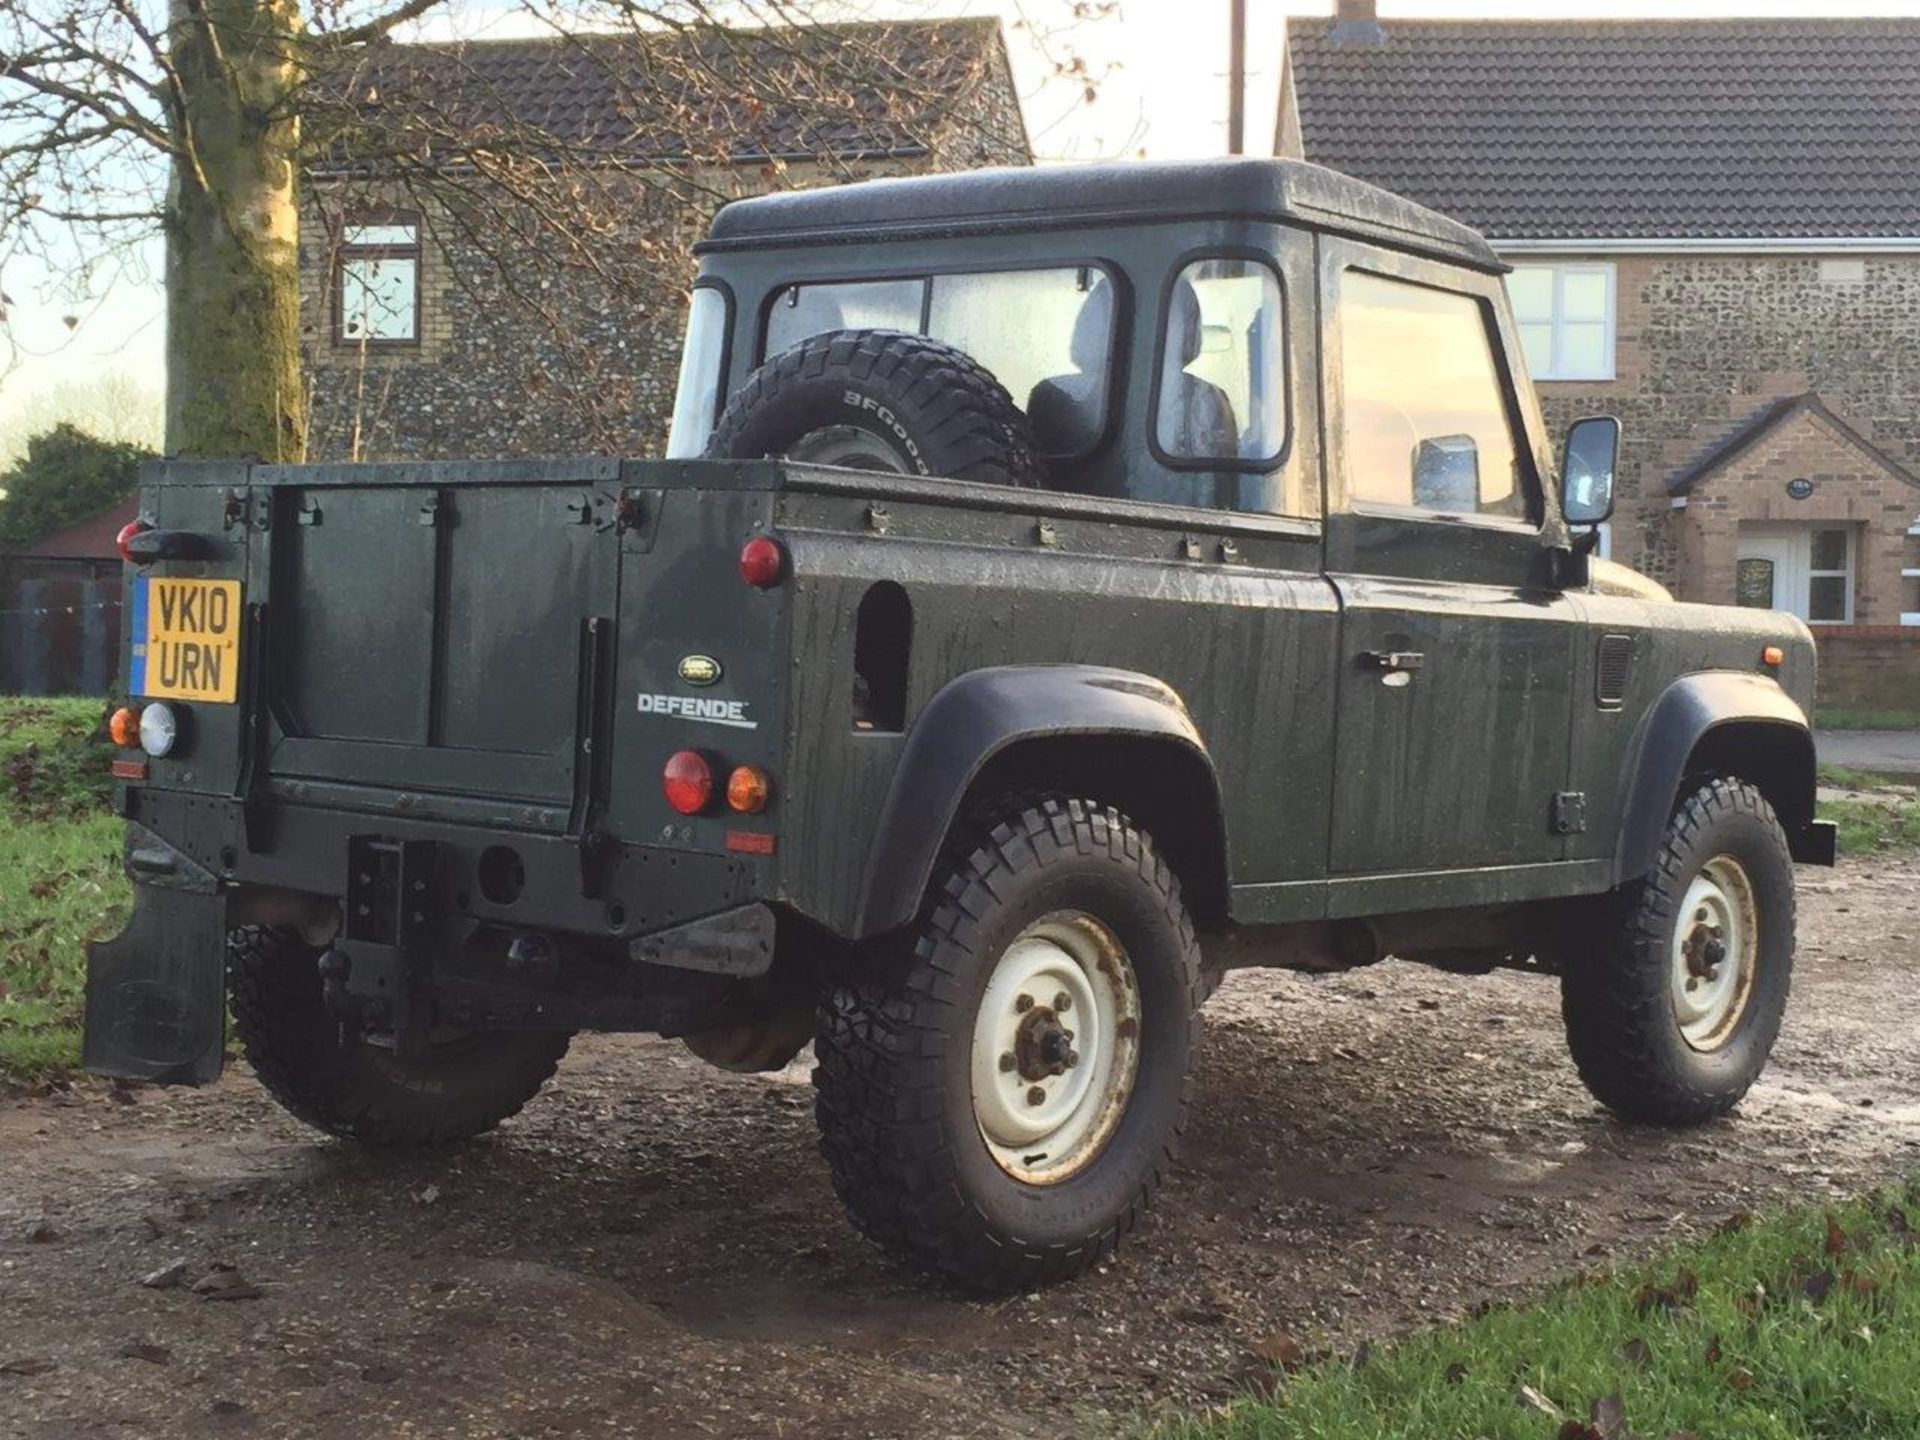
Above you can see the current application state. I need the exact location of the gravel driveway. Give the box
[3,855,1917,1439]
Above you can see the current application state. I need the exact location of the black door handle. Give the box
[1360,650,1425,673]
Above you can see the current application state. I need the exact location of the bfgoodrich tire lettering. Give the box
[1562,777,1795,1125]
[705,328,1044,487]
[228,926,569,1146]
[812,797,1203,1292]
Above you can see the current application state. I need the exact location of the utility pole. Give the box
[1227,0,1247,154]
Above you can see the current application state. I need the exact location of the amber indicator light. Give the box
[1762,646,1785,668]
[108,706,142,748]
[726,765,771,813]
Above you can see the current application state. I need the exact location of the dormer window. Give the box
[335,215,421,345]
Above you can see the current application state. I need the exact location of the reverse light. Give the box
[116,520,152,566]
[109,706,142,748]
[739,535,787,589]
[1762,646,1785,668]
[726,764,771,814]
[138,702,179,758]
[662,749,715,815]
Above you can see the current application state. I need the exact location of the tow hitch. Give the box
[320,837,440,1058]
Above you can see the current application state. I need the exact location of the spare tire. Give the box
[706,328,1043,487]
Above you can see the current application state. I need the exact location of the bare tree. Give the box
[1,0,1112,461]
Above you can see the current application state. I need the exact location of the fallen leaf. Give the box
[1252,1330,1305,1372]
[1804,1269,1837,1304]
[25,1222,59,1244]
[1444,1360,1470,1385]
[1842,1271,1880,1301]
[118,1342,170,1365]
[1826,1214,1851,1259]
[360,1365,400,1384]
[1718,1211,1754,1235]
[139,1258,190,1290]
[1617,1337,1653,1369]
[1885,1206,1920,1245]
[1558,1424,1602,1440]
[1730,1367,1755,1392]
[1705,1334,1723,1364]
[413,1184,441,1206]
[1592,1393,1627,1438]
[1516,1384,1564,1420]
[1348,1342,1372,1370]
[191,1265,262,1302]
[0,1357,55,1377]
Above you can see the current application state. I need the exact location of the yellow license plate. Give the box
[131,577,243,704]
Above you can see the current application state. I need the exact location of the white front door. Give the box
[1735,530,1803,619]
[1736,523,1855,625]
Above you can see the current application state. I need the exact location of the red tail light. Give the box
[663,749,715,815]
[739,536,786,589]
[116,520,151,566]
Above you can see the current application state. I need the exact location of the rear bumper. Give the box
[121,787,767,952]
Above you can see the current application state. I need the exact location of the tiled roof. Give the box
[1667,393,1920,495]
[11,496,139,559]
[319,18,1009,171]
[1287,19,1920,241]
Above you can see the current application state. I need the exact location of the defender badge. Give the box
[678,654,723,686]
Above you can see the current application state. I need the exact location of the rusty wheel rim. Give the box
[969,912,1142,1186]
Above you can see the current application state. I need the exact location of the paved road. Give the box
[1817,729,1920,777]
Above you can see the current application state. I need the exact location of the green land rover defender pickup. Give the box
[88,159,1836,1292]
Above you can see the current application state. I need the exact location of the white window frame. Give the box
[1807,525,1856,626]
[1505,262,1616,382]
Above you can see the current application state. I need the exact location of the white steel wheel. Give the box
[1670,854,1759,1053]
[969,911,1142,1185]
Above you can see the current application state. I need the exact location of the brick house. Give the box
[1284,5,1920,710]
[301,18,1029,464]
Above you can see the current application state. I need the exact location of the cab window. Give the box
[1153,257,1286,466]
[762,267,1114,457]
[1339,270,1531,522]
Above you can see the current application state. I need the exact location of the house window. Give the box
[1808,526,1854,624]
[1505,263,1615,381]
[335,216,421,344]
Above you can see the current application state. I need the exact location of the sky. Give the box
[7,0,1920,435]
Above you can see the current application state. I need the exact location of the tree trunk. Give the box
[164,0,306,461]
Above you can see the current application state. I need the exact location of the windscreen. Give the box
[763,267,1115,457]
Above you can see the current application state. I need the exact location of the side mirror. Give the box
[1561,415,1620,526]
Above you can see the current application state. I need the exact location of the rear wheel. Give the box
[705,328,1043,487]
[228,926,569,1146]
[1561,777,1795,1125]
[813,797,1202,1292]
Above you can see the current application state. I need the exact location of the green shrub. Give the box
[0,423,151,552]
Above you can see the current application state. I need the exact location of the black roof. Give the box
[314,19,1010,171]
[702,157,1503,268]
[1288,18,1920,241]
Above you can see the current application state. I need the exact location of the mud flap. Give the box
[83,827,228,1085]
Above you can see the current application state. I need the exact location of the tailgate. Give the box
[261,461,622,819]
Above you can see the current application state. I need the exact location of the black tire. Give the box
[227,926,570,1146]
[705,328,1044,487]
[813,797,1202,1292]
[1562,777,1795,1125]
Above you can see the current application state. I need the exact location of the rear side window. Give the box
[762,267,1114,457]
[1339,271,1529,521]
[1154,257,1286,466]
[665,286,731,458]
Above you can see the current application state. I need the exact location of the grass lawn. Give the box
[1816,764,1920,856]
[1815,709,1920,733]
[1159,1185,1920,1440]
[0,697,127,1079]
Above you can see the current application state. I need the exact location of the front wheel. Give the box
[1562,777,1795,1125]
[813,797,1202,1292]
